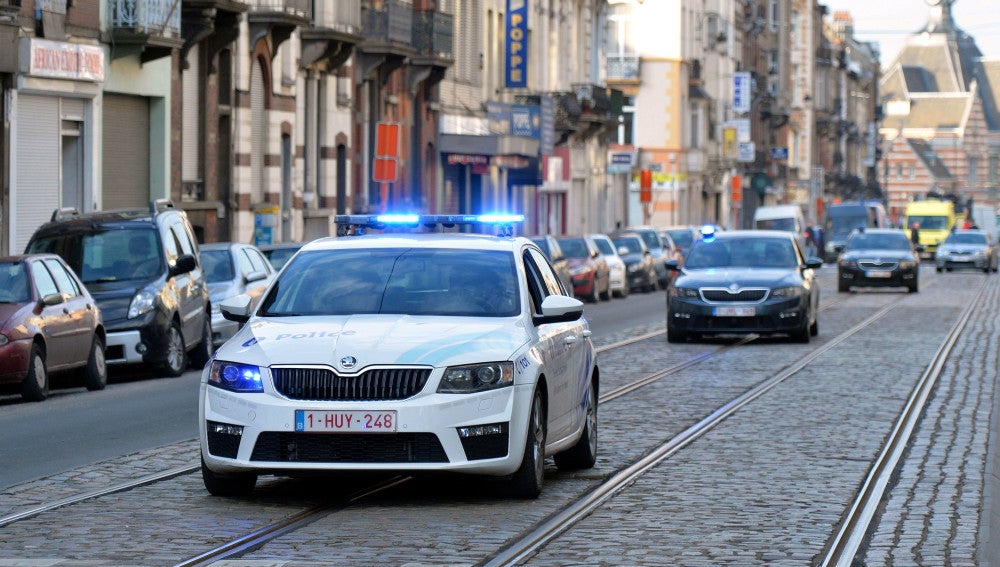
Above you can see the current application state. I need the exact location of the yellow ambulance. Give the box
[904,199,956,258]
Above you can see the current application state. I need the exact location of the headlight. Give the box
[669,287,699,298]
[898,260,917,270]
[438,361,513,393]
[0,334,8,346]
[209,360,264,392]
[974,250,986,257]
[626,263,640,273]
[570,266,592,276]
[771,286,804,298]
[127,288,157,319]
[838,259,857,269]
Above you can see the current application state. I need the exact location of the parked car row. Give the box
[529,225,698,302]
[2,200,301,402]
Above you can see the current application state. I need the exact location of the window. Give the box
[896,164,903,179]
[769,0,779,32]
[45,259,80,298]
[909,164,916,179]
[31,261,59,298]
[969,156,978,183]
[989,154,999,183]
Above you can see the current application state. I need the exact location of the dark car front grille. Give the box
[858,260,899,270]
[700,288,768,302]
[250,432,448,463]
[272,367,431,401]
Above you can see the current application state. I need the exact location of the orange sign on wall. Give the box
[373,122,400,182]
[640,170,652,203]
[731,175,743,202]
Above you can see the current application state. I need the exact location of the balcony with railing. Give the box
[413,9,453,61]
[107,0,184,62]
[361,0,413,52]
[301,0,363,69]
[247,0,311,21]
[607,53,640,82]
[314,0,362,37]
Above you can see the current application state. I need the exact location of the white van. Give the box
[970,204,998,239]
[753,204,807,253]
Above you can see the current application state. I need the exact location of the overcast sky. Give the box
[822,0,1000,66]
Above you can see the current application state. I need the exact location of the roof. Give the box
[301,233,524,253]
[900,94,970,129]
[976,59,1000,130]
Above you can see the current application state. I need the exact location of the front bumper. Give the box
[103,309,174,366]
[935,253,989,270]
[839,266,917,288]
[0,338,31,386]
[667,296,808,336]
[199,375,534,477]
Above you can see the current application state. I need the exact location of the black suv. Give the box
[25,200,213,376]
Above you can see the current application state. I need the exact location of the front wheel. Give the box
[161,321,187,377]
[21,344,48,402]
[82,335,107,391]
[509,390,546,499]
[554,381,597,471]
[201,455,257,497]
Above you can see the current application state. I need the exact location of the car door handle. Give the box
[564,336,577,344]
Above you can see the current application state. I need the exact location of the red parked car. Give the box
[0,254,106,401]
[556,235,611,302]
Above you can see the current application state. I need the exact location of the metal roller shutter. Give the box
[102,93,150,209]
[14,95,60,251]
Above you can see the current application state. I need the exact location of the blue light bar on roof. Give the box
[334,213,524,235]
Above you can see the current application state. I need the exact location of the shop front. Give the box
[8,37,104,253]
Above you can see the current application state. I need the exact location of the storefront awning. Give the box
[440,134,538,157]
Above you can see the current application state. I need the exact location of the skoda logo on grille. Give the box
[340,356,358,369]
[728,283,740,293]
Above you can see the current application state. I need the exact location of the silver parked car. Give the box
[935,229,999,273]
[200,242,276,346]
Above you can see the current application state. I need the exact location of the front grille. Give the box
[701,288,768,302]
[272,367,431,401]
[250,432,448,463]
[858,260,899,270]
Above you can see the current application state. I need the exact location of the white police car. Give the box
[199,214,599,499]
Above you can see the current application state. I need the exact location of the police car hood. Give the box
[218,315,530,369]
[840,248,915,262]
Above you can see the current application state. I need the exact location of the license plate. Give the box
[866,270,891,278]
[714,306,755,317]
[295,410,397,433]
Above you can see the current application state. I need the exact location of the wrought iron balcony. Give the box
[362,0,413,48]
[247,0,311,21]
[573,84,612,116]
[314,0,362,36]
[109,0,181,37]
[107,0,184,62]
[607,53,640,81]
[413,9,453,60]
[0,0,19,22]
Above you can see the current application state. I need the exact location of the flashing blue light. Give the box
[376,214,420,224]
[212,361,264,393]
[477,214,525,224]
[700,224,717,242]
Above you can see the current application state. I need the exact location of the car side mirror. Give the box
[533,294,584,325]
[833,244,844,253]
[171,254,197,277]
[220,294,253,325]
[665,258,680,272]
[245,270,268,284]
[41,293,64,306]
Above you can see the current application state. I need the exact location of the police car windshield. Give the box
[685,237,797,269]
[944,232,987,245]
[259,248,520,317]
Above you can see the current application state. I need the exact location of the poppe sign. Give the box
[505,0,528,88]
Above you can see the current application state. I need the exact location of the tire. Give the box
[810,317,819,337]
[21,344,48,402]
[161,321,187,377]
[509,390,545,499]
[667,325,687,343]
[554,380,598,471]
[82,335,107,391]
[189,314,214,369]
[587,279,600,303]
[599,278,611,301]
[791,315,811,343]
[838,280,849,293]
[201,455,257,497]
[909,276,919,293]
[936,267,943,273]
[616,284,629,299]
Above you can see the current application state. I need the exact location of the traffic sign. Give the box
[373,157,398,182]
